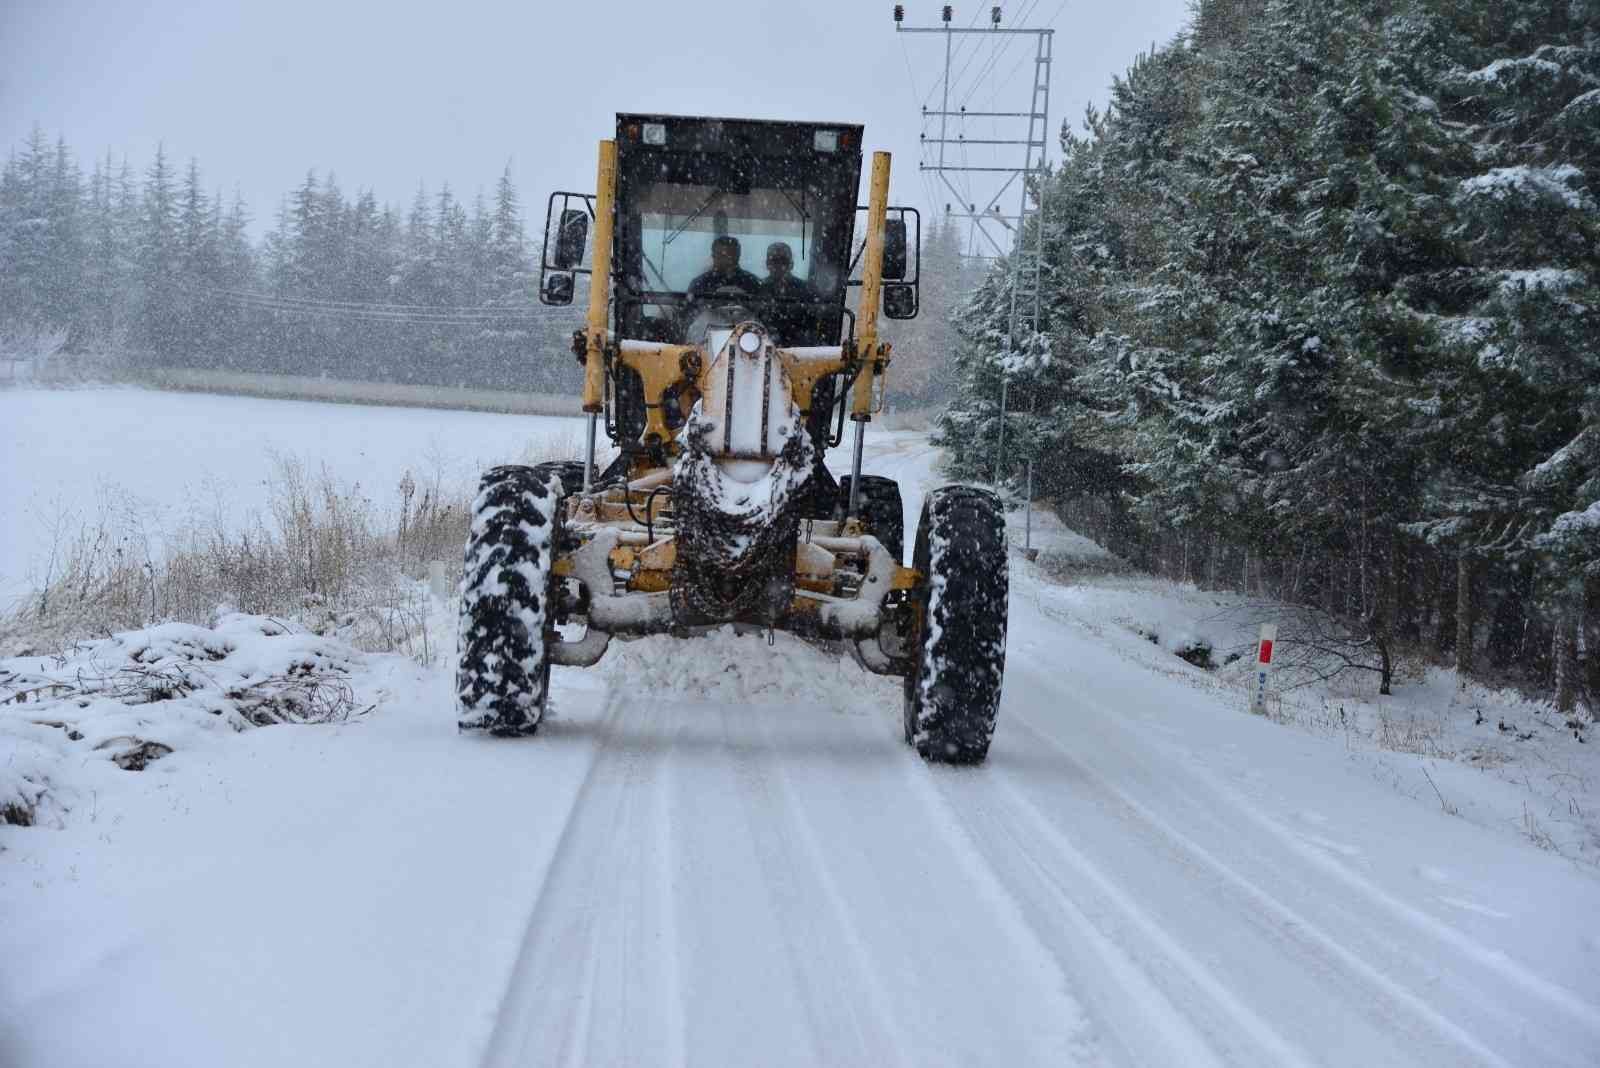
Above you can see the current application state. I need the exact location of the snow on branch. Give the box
[1462,55,1565,87]
[1456,165,1593,210]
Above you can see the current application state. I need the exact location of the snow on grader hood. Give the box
[455,114,1011,764]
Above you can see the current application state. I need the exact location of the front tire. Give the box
[903,486,1008,764]
[456,465,564,736]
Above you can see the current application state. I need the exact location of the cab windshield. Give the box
[613,123,862,346]
[636,185,822,292]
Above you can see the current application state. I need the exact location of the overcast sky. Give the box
[3,0,1191,243]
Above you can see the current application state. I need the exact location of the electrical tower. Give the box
[895,4,1054,481]
[895,3,1052,345]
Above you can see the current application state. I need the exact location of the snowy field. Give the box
[3,389,1600,1067]
[0,387,590,607]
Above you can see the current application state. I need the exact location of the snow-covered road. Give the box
[4,422,1598,1067]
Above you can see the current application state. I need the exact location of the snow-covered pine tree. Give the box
[0,128,58,331]
[481,164,547,390]
[134,144,181,362]
[172,159,218,363]
[1413,0,1600,681]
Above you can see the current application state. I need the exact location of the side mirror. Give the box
[542,273,575,306]
[882,218,908,281]
[883,284,916,320]
[554,209,589,270]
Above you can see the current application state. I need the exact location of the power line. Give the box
[198,285,566,315]
[194,286,575,326]
[899,32,946,220]
[957,1,1038,113]
[988,0,1068,104]
[894,4,1056,482]
[919,3,989,111]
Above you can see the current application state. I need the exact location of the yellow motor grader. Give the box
[456,114,1008,763]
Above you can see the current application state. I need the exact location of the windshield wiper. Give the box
[640,249,672,291]
[774,186,812,259]
[664,189,721,246]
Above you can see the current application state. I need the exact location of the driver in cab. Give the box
[688,235,761,300]
[757,241,818,343]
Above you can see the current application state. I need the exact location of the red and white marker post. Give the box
[1250,623,1277,714]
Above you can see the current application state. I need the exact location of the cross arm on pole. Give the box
[922,110,1046,118]
[921,165,1036,173]
[920,138,1046,146]
[896,26,1055,35]
[933,172,1010,258]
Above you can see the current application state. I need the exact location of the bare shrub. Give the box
[1197,598,1424,698]
[1,801,34,826]
[1,448,520,656]
[1375,708,1449,757]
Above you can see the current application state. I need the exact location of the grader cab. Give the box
[455,114,1009,763]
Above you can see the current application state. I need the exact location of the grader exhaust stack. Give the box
[455,114,1010,764]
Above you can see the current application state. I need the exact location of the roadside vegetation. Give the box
[942,0,1600,715]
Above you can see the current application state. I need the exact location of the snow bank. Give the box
[0,613,367,827]
[1012,534,1600,863]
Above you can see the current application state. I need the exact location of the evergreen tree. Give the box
[134,144,180,359]
[40,137,87,339]
[931,0,1598,695]
[173,159,218,361]
[1,127,56,328]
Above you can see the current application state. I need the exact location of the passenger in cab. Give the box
[688,235,762,300]
[758,241,819,343]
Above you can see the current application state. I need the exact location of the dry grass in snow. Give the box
[3,432,581,658]
[1,613,369,827]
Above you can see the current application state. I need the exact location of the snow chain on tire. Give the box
[904,485,1008,763]
[670,412,814,627]
[456,464,564,736]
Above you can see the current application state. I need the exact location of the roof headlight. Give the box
[813,129,839,153]
[642,122,667,146]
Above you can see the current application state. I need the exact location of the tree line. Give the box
[0,128,582,392]
[938,0,1599,707]
[0,127,984,402]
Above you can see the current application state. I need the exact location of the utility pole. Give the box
[895,4,1052,485]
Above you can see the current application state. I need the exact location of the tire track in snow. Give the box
[727,695,1100,1066]
[719,705,912,1068]
[908,755,1294,1068]
[477,685,681,1068]
[1003,645,1587,1066]
[463,685,623,1065]
[651,730,688,1068]
[1000,716,1515,1068]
